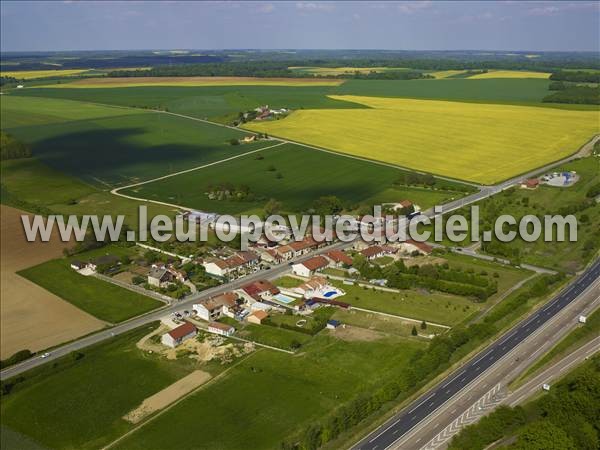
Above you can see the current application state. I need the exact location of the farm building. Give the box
[292,256,329,277]
[398,240,433,256]
[247,310,269,324]
[193,292,237,321]
[161,322,197,348]
[208,322,235,337]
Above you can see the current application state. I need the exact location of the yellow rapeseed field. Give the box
[39,76,343,88]
[245,95,599,184]
[468,70,551,79]
[1,69,90,79]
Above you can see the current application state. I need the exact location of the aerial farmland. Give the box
[1,3,600,450]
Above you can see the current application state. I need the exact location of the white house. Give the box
[193,292,237,321]
[161,322,197,348]
[291,256,329,278]
[207,321,235,337]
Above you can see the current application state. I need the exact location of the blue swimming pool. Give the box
[322,291,338,298]
[274,293,295,304]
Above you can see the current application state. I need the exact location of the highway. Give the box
[353,258,600,450]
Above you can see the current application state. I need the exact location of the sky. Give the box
[1,1,599,52]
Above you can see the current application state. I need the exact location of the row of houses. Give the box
[192,280,280,323]
[202,250,261,279]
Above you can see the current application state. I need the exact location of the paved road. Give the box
[412,279,600,450]
[506,335,600,407]
[353,258,600,450]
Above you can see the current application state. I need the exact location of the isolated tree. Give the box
[264,198,282,215]
[421,320,427,330]
[411,325,418,336]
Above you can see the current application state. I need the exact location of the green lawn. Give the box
[122,143,461,215]
[18,257,162,323]
[111,333,423,450]
[333,282,478,326]
[0,324,196,450]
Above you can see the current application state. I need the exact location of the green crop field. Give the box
[121,143,464,215]
[1,95,272,187]
[18,257,162,323]
[8,84,363,123]
[1,158,174,229]
[111,333,423,450]
[0,324,197,450]
[245,96,600,184]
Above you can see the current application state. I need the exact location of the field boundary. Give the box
[110,141,286,210]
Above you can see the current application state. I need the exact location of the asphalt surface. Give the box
[353,258,600,450]
[506,335,600,408]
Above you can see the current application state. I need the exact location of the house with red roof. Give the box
[161,322,197,348]
[291,256,329,277]
[325,250,353,268]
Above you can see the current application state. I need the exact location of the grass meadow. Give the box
[0,322,424,450]
[329,281,478,326]
[18,257,162,323]
[122,143,461,214]
[111,333,423,450]
[245,96,600,184]
[0,324,196,450]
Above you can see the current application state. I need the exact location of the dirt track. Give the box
[0,205,104,359]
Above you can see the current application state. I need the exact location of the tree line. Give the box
[1,131,31,160]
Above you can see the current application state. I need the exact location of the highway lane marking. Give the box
[375,277,600,450]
